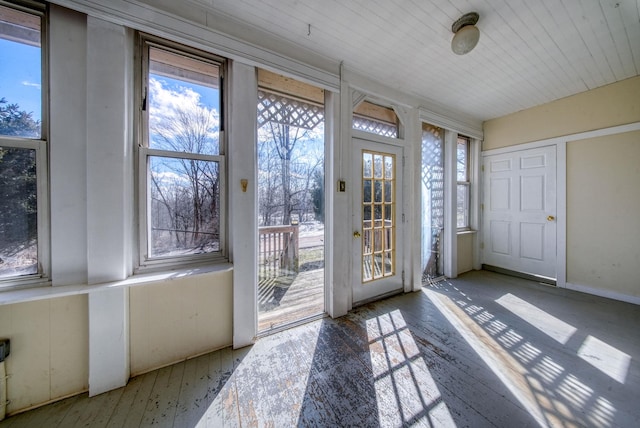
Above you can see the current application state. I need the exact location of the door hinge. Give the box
[402,213,405,223]
[402,156,406,167]
[401,270,405,285]
[481,164,485,172]
[481,203,484,211]
[480,242,484,250]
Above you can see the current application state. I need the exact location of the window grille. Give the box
[352,115,398,138]
[257,90,324,131]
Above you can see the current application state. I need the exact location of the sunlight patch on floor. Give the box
[425,286,620,428]
[366,310,456,427]
[578,335,630,384]
[496,293,577,344]
[423,288,549,427]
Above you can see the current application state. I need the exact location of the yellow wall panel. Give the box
[567,131,640,297]
[49,295,89,399]
[0,295,88,414]
[483,76,640,150]
[129,270,233,375]
[457,233,474,275]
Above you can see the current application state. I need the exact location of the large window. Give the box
[138,36,226,268]
[0,1,47,285]
[457,135,471,229]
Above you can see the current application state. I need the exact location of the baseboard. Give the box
[565,282,640,306]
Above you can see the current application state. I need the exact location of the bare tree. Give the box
[150,104,220,254]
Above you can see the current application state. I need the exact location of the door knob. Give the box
[547,215,555,221]
[353,231,361,238]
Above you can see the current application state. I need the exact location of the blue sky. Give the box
[0,38,42,121]
[0,37,219,126]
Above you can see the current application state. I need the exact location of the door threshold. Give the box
[257,312,327,338]
[482,264,556,286]
[353,288,403,308]
[422,275,447,286]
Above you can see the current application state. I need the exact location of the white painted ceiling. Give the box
[183,0,640,122]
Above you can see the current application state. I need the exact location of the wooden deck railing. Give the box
[258,225,299,276]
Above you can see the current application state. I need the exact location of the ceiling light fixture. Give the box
[451,12,480,55]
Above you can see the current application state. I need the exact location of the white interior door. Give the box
[482,145,557,279]
[352,138,404,304]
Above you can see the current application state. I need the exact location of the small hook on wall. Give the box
[240,179,248,192]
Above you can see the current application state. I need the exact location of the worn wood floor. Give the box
[2,270,639,427]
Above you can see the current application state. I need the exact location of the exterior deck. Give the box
[258,267,324,331]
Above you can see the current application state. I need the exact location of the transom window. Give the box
[138,36,226,268]
[0,1,47,285]
[353,100,398,138]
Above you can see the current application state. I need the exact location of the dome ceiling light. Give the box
[451,12,480,55]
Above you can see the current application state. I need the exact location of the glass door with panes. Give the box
[352,138,404,304]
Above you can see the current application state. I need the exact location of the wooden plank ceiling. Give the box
[184,0,640,121]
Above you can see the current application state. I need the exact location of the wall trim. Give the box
[565,282,640,306]
[48,0,340,91]
[0,264,233,307]
[419,108,483,140]
[556,141,567,289]
[482,121,640,157]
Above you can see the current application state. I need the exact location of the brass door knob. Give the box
[353,231,361,238]
[547,215,555,221]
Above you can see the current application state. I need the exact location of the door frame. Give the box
[481,140,566,288]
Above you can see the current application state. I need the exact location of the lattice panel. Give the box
[352,115,398,138]
[422,124,444,279]
[422,127,444,228]
[257,90,324,130]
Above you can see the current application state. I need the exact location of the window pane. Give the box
[363,179,372,203]
[148,47,220,155]
[363,152,372,178]
[149,156,220,257]
[0,5,42,139]
[0,147,38,278]
[457,183,470,228]
[457,137,468,181]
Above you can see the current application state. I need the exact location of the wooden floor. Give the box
[2,270,639,427]
[258,268,324,332]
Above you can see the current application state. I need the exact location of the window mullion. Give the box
[146,147,223,162]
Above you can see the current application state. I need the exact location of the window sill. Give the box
[0,262,233,307]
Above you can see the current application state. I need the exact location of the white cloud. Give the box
[21,81,41,89]
[149,77,201,122]
[148,77,220,145]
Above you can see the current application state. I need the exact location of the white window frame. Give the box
[0,0,49,288]
[136,35,227,271]
[457,135,471,231]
